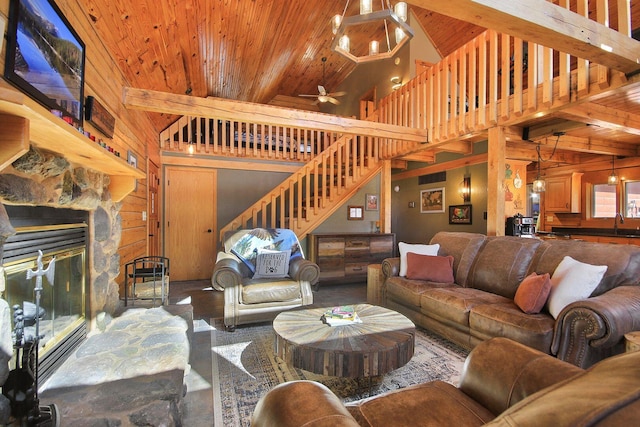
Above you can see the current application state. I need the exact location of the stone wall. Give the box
[0,146,123,316]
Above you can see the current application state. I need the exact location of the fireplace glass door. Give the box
[3,245,86,354]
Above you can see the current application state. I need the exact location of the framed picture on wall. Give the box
[347,205,364,220]
[365,193,379,211]
[420,188,445,213]
[449,205,472,224]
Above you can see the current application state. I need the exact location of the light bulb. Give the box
[360,0,372,14]
[394,2,408,22]
[369,40,379,56]
[331,15,342,35]
[338,35,350,52]
[532,178,545,193]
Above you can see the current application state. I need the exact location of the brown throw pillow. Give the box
[405,252,455,283]
[514,272,552,314]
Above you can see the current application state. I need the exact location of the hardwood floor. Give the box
[168,279,368,426]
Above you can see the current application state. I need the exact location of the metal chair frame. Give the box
[124,256,170,306]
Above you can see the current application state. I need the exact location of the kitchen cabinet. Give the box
[309,233,396,285]
[545,173,583,213]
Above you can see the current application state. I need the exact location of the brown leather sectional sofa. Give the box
[382,232,640,368]
[251,337,640,426]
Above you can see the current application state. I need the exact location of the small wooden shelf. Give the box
[0,86,144,202]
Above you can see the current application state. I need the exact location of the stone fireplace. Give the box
[0,147,124,384]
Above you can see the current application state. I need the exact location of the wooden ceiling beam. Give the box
[123,87,428,143]
[392,153,488,181]
[538,134,639,157]
[407,0,640,75]
[557,103,640,137]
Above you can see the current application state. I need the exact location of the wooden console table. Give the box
[309,233,395,285]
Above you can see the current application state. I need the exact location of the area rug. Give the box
[210,318,469,426]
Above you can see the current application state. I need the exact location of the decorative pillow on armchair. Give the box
[228,228,302,274]
[253,249,291,279]
[405,252,455,283]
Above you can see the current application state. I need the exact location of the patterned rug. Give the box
[210,318,469,426]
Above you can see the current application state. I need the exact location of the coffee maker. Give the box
[505,214,535,236]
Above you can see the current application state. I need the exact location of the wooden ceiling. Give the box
[77,0,483,132]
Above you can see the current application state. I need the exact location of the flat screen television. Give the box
[4,0,86,126]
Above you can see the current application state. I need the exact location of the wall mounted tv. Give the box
[4,0,86,126]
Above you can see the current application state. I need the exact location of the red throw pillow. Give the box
[405,252,455,283]
[514,272,552,314]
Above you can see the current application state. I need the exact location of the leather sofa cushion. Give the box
[386,276,454,307]
[467,237,541,299]
[469,303,555,354]
[485,349,640,426]
[420,287,509,327]
[430,232,486,287]
[346,380,494,427]
[241,279,301,304]
[530,239,640,296]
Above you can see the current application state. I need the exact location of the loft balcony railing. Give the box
[376,0,632,156]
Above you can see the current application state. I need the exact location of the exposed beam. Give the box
[558,103,640,136]
[391,153,488,181]
[123,87,428,143]
[506,142,581,163]
[408,0,640,75]
[538,134,639,157]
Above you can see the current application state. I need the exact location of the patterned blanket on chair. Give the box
[226,228,303,274]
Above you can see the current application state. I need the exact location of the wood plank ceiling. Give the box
[78,0,482,133]
[79,0,640,166]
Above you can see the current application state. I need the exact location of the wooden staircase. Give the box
[217,132,383,243]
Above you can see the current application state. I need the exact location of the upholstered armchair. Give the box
[211,228,319,330]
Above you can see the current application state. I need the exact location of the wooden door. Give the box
[166,167,217,281]
[148,160,161,257]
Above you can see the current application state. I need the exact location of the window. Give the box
[625,181,640,218]
[593,184,616,218]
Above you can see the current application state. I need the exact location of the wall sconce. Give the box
[394,185,400,192]
[608,155,619,185]
[390,76,402,90]
[187,141,195,155]
[459,175,471,202]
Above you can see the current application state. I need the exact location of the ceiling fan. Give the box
[299,57,346,105]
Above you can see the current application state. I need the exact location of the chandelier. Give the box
[331,1,414,63]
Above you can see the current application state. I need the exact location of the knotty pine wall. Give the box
[0,0,158,290]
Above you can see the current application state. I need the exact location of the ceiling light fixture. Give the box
[608,155,619,185]
[331,1,414,63]
[532,143,546,193]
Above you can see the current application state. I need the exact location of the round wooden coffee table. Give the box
[273,304,415,378]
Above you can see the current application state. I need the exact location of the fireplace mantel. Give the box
[0,87,144,202]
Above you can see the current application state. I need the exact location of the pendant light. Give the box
[608,155,618,185]
[532,143,545,193]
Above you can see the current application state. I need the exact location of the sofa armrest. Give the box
[551,285,640,368]
[289,257,320,285]
[211,257,243,291]
[251,380,359,427]
[459,337,582,416]
[381,257,400,278]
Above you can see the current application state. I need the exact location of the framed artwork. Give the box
[127,150,138,168]
[347,205,364,220]
[365,193,379,211]
[449,204,472,224]
[420,187,445,213]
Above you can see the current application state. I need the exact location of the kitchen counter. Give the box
[551,227,640,239]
